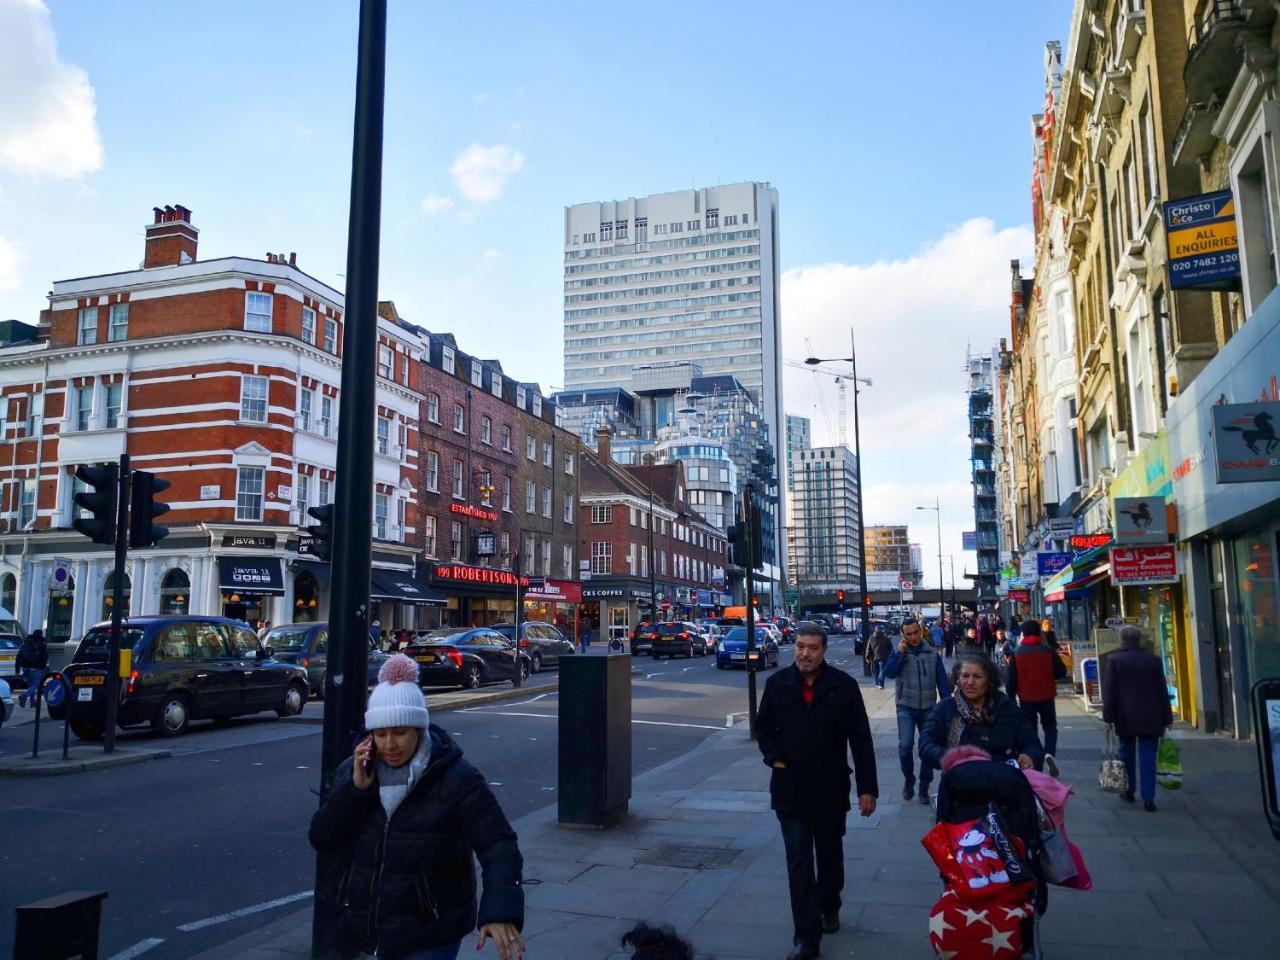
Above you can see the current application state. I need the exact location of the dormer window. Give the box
[442,344,456,375]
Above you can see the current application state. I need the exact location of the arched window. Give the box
[102,571,132,621]
[293,571,320,623]
[161,569,190,616]
[0,573,15,613]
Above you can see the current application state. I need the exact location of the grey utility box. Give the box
[558,653,631,828]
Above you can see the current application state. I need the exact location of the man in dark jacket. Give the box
[16,629,48,709]
[757,622,878,960]
[1102,625,1173,811]
[882,618,950,804]
[1006,620,1067,776]
[865,627,893,689]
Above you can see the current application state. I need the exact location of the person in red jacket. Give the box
[1006,620,1067,776]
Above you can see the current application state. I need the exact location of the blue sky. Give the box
[0,1,1071,589]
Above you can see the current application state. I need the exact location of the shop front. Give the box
[523,578,583,640]
[581,580,651,645]
[1166,297,1280,737]
[371,567,448,638]
[429,561,524,628]
[218,556,285,626]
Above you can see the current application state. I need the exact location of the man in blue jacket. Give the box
[882,617,950,804]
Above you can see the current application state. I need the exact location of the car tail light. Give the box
[300,657,310,668]
[680,632,690,640]
[447,649,464,668]
[125,669,139,696]
[518,638,528,648]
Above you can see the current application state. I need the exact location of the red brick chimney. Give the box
[144,205,198,268]
[596,426,612,462]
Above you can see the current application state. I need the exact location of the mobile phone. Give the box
[362,737,377,774]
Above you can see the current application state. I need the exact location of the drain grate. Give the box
[636,844,740,870]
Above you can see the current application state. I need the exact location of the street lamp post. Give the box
[644,453,657,623]
[805,328,872,658]
[916,499,948,631]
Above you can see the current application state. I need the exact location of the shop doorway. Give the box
[46,575,74,642]
[160,569,190,616]
[102,571,131,621]
[293,571,321,623]
[1209,543,1235,735]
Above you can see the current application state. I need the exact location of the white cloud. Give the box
[450,144,524,203]
[0,0,103,178]
[0,232,22,292]
[781,218,1033,587]
[420,193,455,216]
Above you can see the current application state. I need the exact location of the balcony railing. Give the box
[1184,0,1253,98]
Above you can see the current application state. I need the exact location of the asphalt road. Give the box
[0,639,871,960]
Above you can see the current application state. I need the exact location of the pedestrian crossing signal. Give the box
[837,589,845,604]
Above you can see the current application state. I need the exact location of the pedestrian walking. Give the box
[882,618,950,804]
[256,620,272,641]
[929,619,945,651]
[945,617,958,659]
[1006,620,1068,776]
[309,654,525,960]
[978,616,995,657]
[865,626,892,689]
[1102,625,1173,812]
[920,653,1043,772]
[756,622,878,960]
[16,628,47,708]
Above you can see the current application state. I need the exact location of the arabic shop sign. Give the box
[1037,552,1071,577]
[1164,190,1241,290]
[1211,401,1280,483]
[1109,545,1180,586]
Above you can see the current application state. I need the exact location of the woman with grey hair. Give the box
[1102,625,1173,811]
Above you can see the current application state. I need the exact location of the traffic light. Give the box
[837,589,845,605]
[864,594,872,607]
[752,595,759,608]
[727,522,747,568]
[741,488,764,569]
[129,470,171,548]
[307,503,335,562]
[73,463,119,545]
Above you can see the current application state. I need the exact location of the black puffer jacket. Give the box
[918,691,1044,771]
[309,726,523,959]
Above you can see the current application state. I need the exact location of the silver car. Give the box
[0,677,13,728]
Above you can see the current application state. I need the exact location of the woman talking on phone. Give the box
[310,654,525,960]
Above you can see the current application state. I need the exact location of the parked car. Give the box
[650,621,706,659]
[0,677,12,729]
[404,628,531,689]
[489,622,577,673]
[62,617,310,740]
[262,622,389,698]
[630,621,661,656]
[715,626,779,671]
[0,633,19,685]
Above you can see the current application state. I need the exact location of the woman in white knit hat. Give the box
[310,654,525,960]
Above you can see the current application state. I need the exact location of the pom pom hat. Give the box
[364,654,430,731]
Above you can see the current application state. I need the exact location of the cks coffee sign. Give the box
[1211,402,1280,483]
[1109,545,1179,586]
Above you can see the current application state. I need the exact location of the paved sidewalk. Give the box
[191,682,1280,959]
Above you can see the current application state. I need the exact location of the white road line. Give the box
[460,710,557,719]
[107,938,165,960]
[451,710,722,730]
[176,890,313,933]
[634,719,724,731]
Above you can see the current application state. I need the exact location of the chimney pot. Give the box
[144,203,199,268]
[289,252,296,267]
[595,426,612,461]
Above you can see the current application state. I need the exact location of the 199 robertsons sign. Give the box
[432,563,529,588]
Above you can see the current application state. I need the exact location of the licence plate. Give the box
[74,675,105,686]
[415,655,435,663]
[0,655,13,666]
[731,653,746,660]
[78,687,95,702]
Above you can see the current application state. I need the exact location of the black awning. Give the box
[370,569,447,606]
[292,559,331,589]
[218,556,285,596]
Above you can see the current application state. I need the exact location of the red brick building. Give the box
[0,205,431,642]
[579,430,728,643]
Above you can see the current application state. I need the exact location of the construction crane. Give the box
[782,358,872,447]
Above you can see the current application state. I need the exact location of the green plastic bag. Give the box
[1157,736,1183,790]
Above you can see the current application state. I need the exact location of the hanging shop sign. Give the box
[1113,496,1170,544]
[1047,517,1076,538]
[222,533,277,549]
[1008,589,1031,603]
[1037,552,1071,577]
[1164,190,1240,290]
[451,503,498,522]
[1020,555,1039,579]
[474,531,497,557]
[961,531,978,550]
[1211,401,1280,483]
[1070,533,1113,551]
[1109,545,1180,586]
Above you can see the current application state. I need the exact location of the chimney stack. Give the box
[144,204,198,268]
[595,426,612,462]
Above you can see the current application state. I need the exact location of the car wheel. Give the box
[70,719,104,741]
[531,652,543,674]
[716,661,726,670]
[277,682,306,719]
[685,644,693,658]
[314,673,326,701]
[153,693,191,737]
[463,665,482,689]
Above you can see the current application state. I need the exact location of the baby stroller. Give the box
[923,750,1046,959]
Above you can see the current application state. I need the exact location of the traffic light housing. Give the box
[837,589,845,605]
[752,595,759,607]
[307,503,335,562]
[73,463,119,545]
[864,594,872,607]
[129,470,171,548]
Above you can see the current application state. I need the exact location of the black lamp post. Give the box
[805,329,872,654]
[644,453,657,622]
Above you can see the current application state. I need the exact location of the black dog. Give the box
[1223,410,1278,455]
[621,923,695,960]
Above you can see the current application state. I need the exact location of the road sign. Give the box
[898,578,913,590]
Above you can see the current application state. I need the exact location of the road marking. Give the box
[451,710,722,730]
[464,710,557,720]
[176,890,313,932]
[107,938,165,960]
[634,719,723,731]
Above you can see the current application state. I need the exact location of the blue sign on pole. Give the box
[961,531,977,551]
[1037,552,1072,577]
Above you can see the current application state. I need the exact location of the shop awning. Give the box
[1044,561,1110,603]
[219,557,285,596]
[292,559,331,589]
[370,568,447,606]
